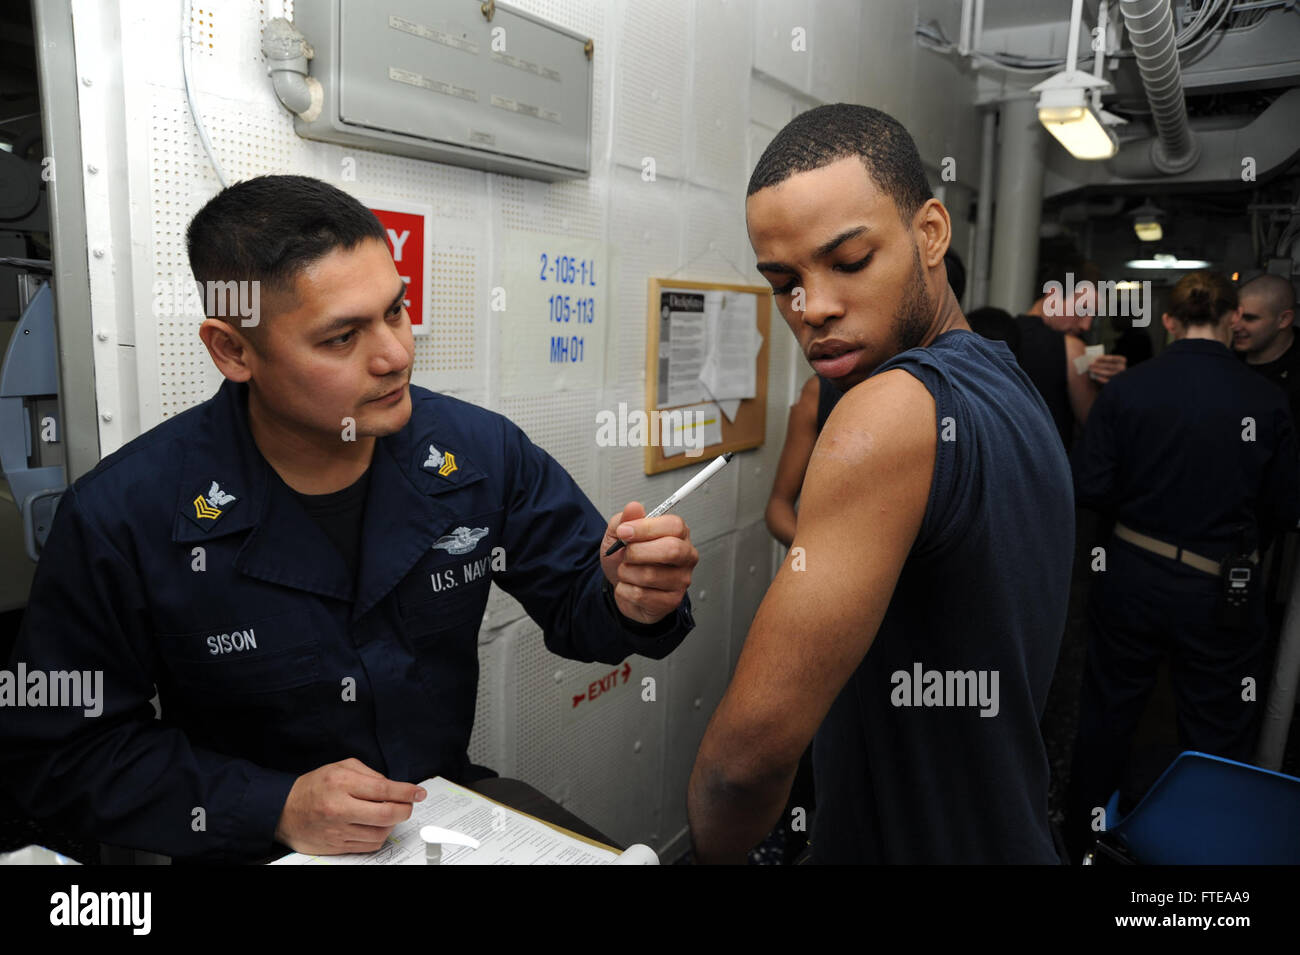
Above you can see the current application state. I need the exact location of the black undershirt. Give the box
[1014,314,1074,449]
[290,468,371,581]
[1239,336,1300,430]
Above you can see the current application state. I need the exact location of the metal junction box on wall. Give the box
[292,0,593,181]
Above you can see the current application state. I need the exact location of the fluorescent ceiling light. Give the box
[1038,102,1119,160]
[1031,70,1119,161]
[1125,257,1211,269]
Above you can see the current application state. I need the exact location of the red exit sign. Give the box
[572,662,632,708]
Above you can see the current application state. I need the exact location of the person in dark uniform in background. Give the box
[1112,315,1154,370]
[1232,273,1300,428]
[690,104,1074,863]
[0,176,699,863]
[1064,271,1299,861]
[1016,260,1126,450]
[967,305,1021,354]
[1231,274,1300,657]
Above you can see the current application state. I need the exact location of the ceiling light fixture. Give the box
[1125,255,1211,269]
[1132,199,1164,242]
[1030,0,1124,161]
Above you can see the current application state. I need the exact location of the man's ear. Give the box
[1161,312,1176,335]
[199,318,256,382]
[915,198,951,268]
[1279,308,1295,331]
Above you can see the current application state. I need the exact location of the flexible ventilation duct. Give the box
[1119,0,1200,174]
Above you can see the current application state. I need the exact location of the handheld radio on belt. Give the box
[1216,525,1256,630]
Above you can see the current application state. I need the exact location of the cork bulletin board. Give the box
[644,278,771,475]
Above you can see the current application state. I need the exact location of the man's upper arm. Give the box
[699,369,935,781]
[1064,334,1096,426]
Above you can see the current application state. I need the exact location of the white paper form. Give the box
[697,291,759,405]
[270,777,618,865]
[657,290,709,409]
[1072,343,1104,375]
[713,398,742,423]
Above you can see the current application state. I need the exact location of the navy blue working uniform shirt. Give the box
[811,330,1074,863]
[1,380,694,862]
[1073,338,1299,556]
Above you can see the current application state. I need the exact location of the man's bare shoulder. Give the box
[812,368,935,474]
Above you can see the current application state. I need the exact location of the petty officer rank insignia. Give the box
[423,444,458,478]
[183,479,239,532]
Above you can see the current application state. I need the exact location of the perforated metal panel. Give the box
[728,519,775,672]
[416,217,489,393]
[496,388,601,496]
[691,0,753,191]
[489,614,671,848]
[809,0,862,104]
[494,171,608,242]
[753,0,813,94]
[737,309,797,526]
[749,71,800,132]
[607,165,682,384]
[612,0,690,179]
[678,183,750,284]
[148,90,225,420]
[341,153,489,222]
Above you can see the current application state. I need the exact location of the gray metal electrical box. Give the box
[291,0,593,181]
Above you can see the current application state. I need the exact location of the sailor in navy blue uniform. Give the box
[1063,272,1298,860]
[1,176,697,863]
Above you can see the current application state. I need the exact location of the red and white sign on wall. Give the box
[364,197,433,336]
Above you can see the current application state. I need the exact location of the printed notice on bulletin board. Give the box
[656,287,761,418]
[500,233,607,396]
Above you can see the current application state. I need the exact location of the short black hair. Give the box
[747,104,933,222]
[1239,273,1297,316]
[186,175,387,310]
